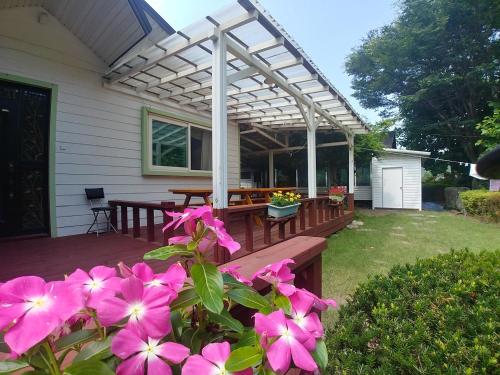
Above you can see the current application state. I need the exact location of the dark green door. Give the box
[0,80,51,237]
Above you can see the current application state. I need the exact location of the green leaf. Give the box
[233,329,257,350]
[143,245,193,261]
[208,309,244,333]
[0,360,29,374]
[191,263,224,314]
[73,337,112,363]
[222,273,253,290]
[171,288,201,310]
[227,288,272,313]
[56,330,98,351]
[274,295,292,315]
[170,310,185,340]
[225,346,263,372]
[311,339,328,370]
[63,359,114,375]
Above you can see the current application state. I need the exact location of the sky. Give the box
[145,0,398,124]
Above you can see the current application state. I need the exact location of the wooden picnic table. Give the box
[169,187,296,208]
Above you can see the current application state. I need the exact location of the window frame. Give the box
[141,107,212,177]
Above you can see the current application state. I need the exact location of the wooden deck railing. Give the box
[109,200,176,245]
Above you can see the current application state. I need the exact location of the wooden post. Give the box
[213,208,230,264]
[120,205,128,234]
[325,200,330,221]
[278,222,285,239]
[290,216,296,234]
[347,193,354,211]
[299,203,306,230]
[132,207,140,238]
[268,151,274,188]
[264,219,271,245]
[161,201,175,245]
[309,199,317,227]
[146,208,155,242]
[245,213,254,252]
[318,199,324,223]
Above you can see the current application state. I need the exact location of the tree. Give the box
[475,102,500,152]
[345,0,500,175]
[354,119,393,165]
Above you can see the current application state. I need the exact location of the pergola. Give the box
[103,0,370,209]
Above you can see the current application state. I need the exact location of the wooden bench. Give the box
[220,236,327,297]
[263,213,297,244]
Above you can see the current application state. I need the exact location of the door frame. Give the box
[381,166,403,209]
[0,72,58,237]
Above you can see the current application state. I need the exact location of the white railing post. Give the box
[307,105,317,198]
[348,133,355,193]
[211,31,228,209]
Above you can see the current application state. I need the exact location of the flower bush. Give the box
[328,187,346,203]
[270,191,301,207]
[0,206,334,374]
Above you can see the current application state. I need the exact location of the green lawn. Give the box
[322,209,500,326]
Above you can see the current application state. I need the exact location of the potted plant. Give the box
[268,190,301,218]
[329,186,346,203]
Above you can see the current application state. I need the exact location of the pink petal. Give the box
[111,328,146,359]
[5,309,60,355]
[0,302,25,331]
[1,276,46,300]
[289,337,317,372]
[143,286,176,308]
[132,305,171,338]
[157,342,190,364]
[168,235,191,246]
[266,337,292,373]
[49,281,84,321]
[120,276,144,303]
[219,265,252,286]
[66,269,91,286]
[303,312,324,338]
[254,310,286,338]
[201,342,231,367]
[118,262,134,278]
[277,283,296,296]
[131,263,154,283]
[89,265,117,281]
[116,353,146,375]
[157,263,186,293]
[147,355,172,375]
[96,296,129,326]
[290,290,315,316]
[182,355,217,375]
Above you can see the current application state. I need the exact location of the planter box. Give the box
[267,203,300,218]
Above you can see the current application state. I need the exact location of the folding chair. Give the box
[85,188,117,236]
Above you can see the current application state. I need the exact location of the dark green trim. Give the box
[0,72,58,237]
[141,106,212,177]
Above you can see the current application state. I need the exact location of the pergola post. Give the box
[268,151,274,188]
[211,31,228,209]
[348,133,355,193]
[307,105,317,198]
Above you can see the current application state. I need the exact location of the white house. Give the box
[0,0,369,239]
[354,148,430,210]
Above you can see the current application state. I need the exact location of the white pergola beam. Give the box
[306,105,318,198]
[248,37,284,54]
[241,136,268,150]
[254,128,287,148]
[347,133,355,194]
[107,10,258,84]
[227,67,259,84]
[246,141,349,155]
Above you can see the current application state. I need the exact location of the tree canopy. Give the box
[346,0,499,175]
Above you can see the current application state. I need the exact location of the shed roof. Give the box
[104,0,370,135]
[383,148,431,157]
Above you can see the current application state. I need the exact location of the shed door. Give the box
[382,167,403,208]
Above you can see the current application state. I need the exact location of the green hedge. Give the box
[326,250,500,374]
[460,190,500,220]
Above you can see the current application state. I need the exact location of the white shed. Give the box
[371,149,430,210]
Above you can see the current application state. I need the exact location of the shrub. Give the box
[326,250,500,374]
[460,190,500,220]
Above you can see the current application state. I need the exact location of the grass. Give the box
[322,209,500,326]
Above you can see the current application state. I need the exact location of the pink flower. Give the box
[96,276,174,338]
[66,266,121,309]
[294,288,337,311]
[254,310,317,373]
[219,265,252,286]
[0,276,83,355]
[129,263,186,294]
[182,342,252,375]
[252,259,295,295]
[112,328,189,375]
[163,206,212,231]
[201,213,241,254]
[289,291,324,342]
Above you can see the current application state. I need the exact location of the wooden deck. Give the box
[0,208,353,282]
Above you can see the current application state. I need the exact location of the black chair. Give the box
[85,188,117,236]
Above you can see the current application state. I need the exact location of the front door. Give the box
[382,167,403,208]
[0,80,51,237]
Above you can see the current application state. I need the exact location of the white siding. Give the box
[354,186,372,201]
[371,154,423,210]
[0,7,240,236]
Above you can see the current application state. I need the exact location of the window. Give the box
[142,108,212,176]
[356,165,371,186]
